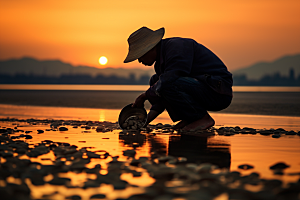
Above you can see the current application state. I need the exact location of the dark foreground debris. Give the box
[0,117,300,200]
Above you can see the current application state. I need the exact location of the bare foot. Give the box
[182,113,215,131]
[172,120,189,130]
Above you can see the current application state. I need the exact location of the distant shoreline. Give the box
[1,84,300,92]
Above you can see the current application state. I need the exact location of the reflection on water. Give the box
[1,118,300,200]
[168,135,231,168]
[1,104,300,131]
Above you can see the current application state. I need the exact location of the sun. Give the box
[99,56,108,65]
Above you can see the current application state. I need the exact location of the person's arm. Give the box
[132,92,147,108]
[132,92,163,127]
[143,110,160,127]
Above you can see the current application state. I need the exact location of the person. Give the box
[124,27,233,131]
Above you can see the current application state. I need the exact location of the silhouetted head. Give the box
[124,26,164,65]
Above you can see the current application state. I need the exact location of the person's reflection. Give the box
[119,131,147,148]
[119,131,168,155]
[168,134,231,168]
[119,131,231,169]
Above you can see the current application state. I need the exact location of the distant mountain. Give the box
[0,57,154,79]
[2,55,300,82]
[232,54,300,80]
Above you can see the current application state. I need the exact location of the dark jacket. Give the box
[146,37,233,97]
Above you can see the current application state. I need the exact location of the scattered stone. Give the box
[123,149,136,157]
[59,127,68,131]
[24,135,33,139]
[272,134,281,138]
[122,116,145,130]
[238,164,254,170]
[270,162,290,170]
[37,129,44,134]
[90,194,106,199]
[112,180,128,190]
[1,118,300,200]
[48,177,71,185]
[83,179,101,188]
[286,131,297,135]
[65,195,81,200]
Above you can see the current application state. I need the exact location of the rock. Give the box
[0,144,10,150]
[272,134,281,138]
[259,130,272,136]
[37,130,44,134]
[286,131,296,135]
[90,194,106,199]
[157,156,175,163]
[262,179,283,191]
[123,149,136,157]
[0,129,6,133]
[196,163,216,173]
[270,162,290,170]
[238,164,254,170]
[48,177,71,185]
[83,180,101,188]
[59,127,68,131]
[96,126,104,132]
[66,195,81,200]
[1,152,13,158]
[86,151,100,158]
[112,180,128,190]
[30,173,45,186]
[24,135,33,139]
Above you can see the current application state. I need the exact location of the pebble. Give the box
[48,177,71,185]
[1,117,300,200]
[272,134,281,138]
[286,130,297,135]
[238,164,254,170]
[122,116,145,130]
[90,194,106,199]
[65,195,81,200]
[123,149,136,157]
[37,129,44,134]
[269,162,290,170]
[59,127,68,131]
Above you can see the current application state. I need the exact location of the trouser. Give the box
[149,75,232,122]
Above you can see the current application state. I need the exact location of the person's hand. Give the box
[132,92,147,108]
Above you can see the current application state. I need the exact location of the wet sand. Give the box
[1,90,300,116]
[1,106,300,200]
[1,104,300,131]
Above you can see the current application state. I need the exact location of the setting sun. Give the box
[99,56,108,65]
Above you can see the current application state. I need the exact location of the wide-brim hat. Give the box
[124,27,165,63]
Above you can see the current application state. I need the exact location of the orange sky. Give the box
[0,0,299,71]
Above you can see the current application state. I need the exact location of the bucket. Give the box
[118,103,147,130]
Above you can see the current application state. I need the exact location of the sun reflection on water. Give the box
[99,110,106,122]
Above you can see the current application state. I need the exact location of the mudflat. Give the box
[1,116,300,200]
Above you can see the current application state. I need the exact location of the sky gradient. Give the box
[0,0,299,71]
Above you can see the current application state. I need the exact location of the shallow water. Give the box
[1,104,300,131]
[0,105,300,199]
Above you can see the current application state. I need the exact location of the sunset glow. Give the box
[0,0,299,70]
